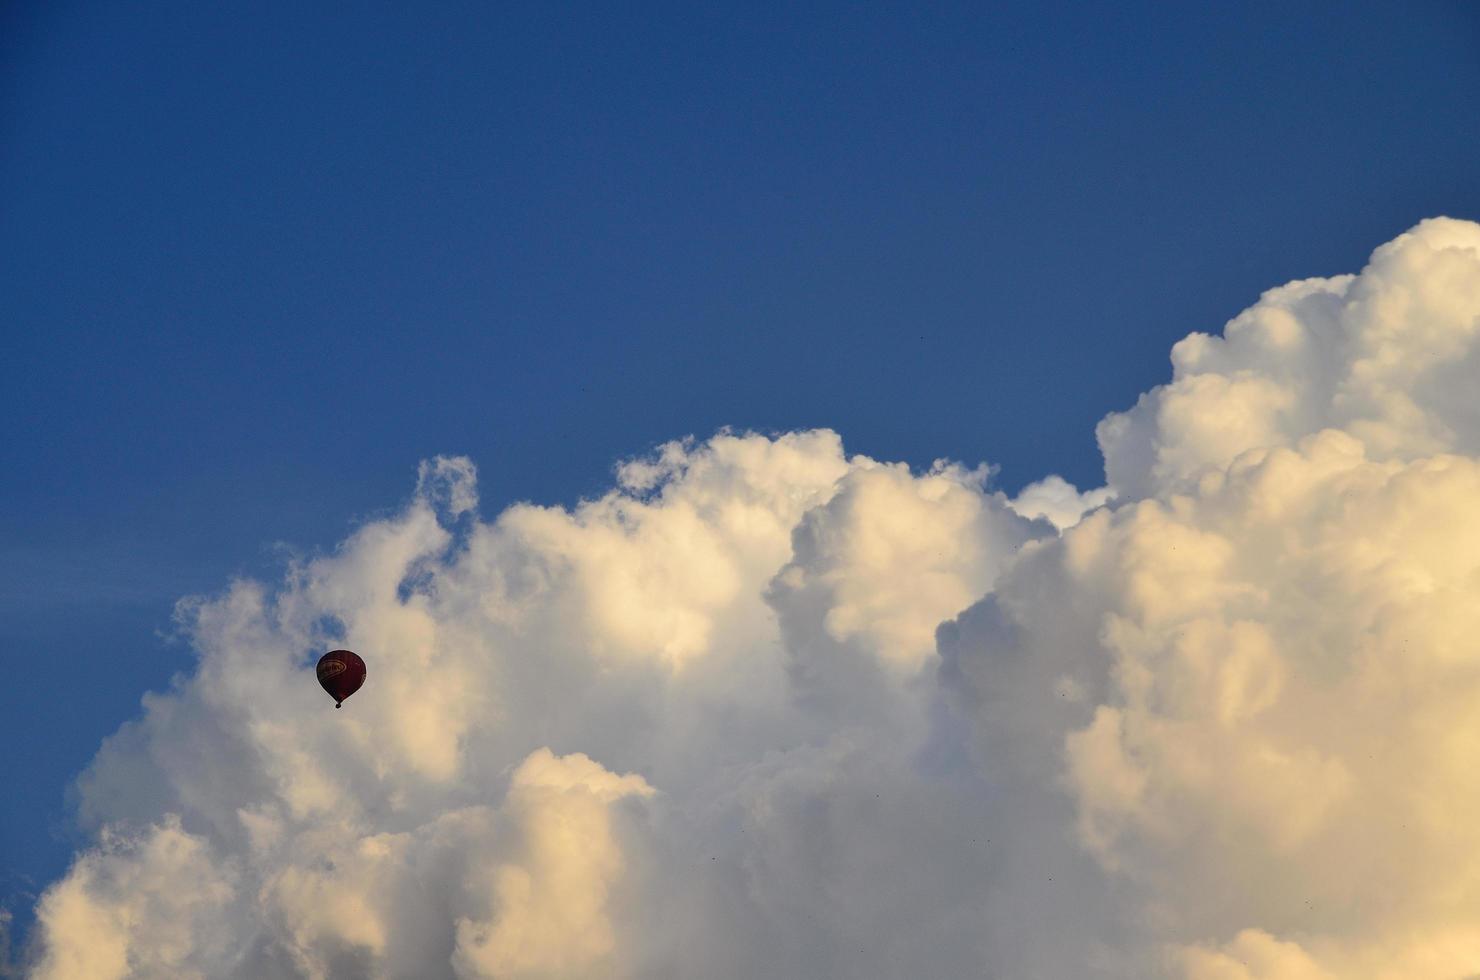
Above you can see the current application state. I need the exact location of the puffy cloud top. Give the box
[24,218,1480,979]
[1099,217,1480,498]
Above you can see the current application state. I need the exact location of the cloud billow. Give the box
[27,218,1480,978]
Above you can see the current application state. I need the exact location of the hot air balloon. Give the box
[317,649,366,708]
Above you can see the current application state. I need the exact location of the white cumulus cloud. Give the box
[23,217,1480,979]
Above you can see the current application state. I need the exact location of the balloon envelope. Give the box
[316,649,366,707]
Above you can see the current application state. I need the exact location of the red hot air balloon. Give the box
[316,649,366,708]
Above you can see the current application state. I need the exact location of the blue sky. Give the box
[3,0,1479,946]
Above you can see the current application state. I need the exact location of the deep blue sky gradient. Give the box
[3,0,1479,939]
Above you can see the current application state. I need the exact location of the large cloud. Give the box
[24,217,1480,978]
[945,217,1480,977]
